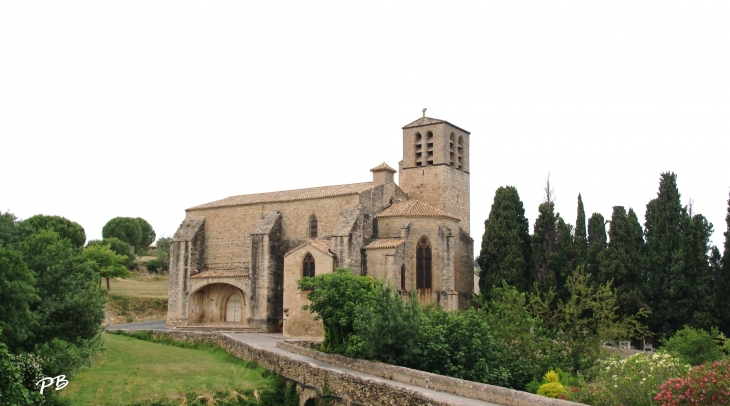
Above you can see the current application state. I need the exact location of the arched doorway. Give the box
[225,293,242,322]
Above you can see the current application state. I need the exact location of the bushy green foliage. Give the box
[0,339,44,406]
[135,217,156,253]
[82,243,131,290]
[586,212,607,276]
[298,268,377,354]
[597,206,646,319]
[661,325,724,366]
[18,214,86,247]
[654,358,730,405]
[477,186,533,297]
[155,236,172,271]
[102,217,154,252]
[571,352,690,406]
[536,369,566,398]
[349,285,422,365]
[0,243,39,349]
[87,237,135,269]
[146,259,163,272]
[530,266,650,373]
[575,194,588,265]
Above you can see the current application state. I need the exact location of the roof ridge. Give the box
[375,199,460,221]
[188,182,375,210]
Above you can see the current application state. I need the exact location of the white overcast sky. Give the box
[1,1,729,254]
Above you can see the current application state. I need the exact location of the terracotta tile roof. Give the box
[191,268,250,279]
[402,116,470,134]
[188,182,375,210]
[375,200,460,221]
[284,239,336,258]
[369,162,396,173]
[364,238,405,250]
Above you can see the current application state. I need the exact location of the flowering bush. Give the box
[570,352,691,406]
[654,359,730,405]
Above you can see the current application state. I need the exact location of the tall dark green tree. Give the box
[574,194,588,264]
[596,207,646,319]
[478,186,533,297]
[684,213,716,330]
[644,172,692,338]
[586,213,607,276]
[718,191,730,335]
[531,177,576,298]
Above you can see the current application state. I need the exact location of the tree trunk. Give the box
[106,277,110,290]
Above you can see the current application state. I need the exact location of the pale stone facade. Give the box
[167,116,474,336]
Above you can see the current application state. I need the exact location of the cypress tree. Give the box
[644,172,691,338]
[533,202,558,292]
[684,213,716,330]
[477,186,533,298]
[597,207,645,318]
[719,191,730,334]
[575,194,588,265]
[586,213,607,277]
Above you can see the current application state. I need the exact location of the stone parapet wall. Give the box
[279,340,587,406]
[128,330,461,405]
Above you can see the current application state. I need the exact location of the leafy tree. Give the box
[477,186,533,297]
[298,268,377,354]
[586,213,607,277]
[102,217,143,252]
[530,266,650,372]
[87,237,135,269]
[661,325,724,366]
[135,217,156,253]
[574,194,588,264]
[18,214,86,247]
[597,207,646,319]
[0,244,39,350]
[19,230,106,348]
[350,285,423,366]
[0,211,17,245]
[644,172,692,338]
[155,236,172,271]
[82,244,131,290]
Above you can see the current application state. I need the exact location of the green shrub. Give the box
[570,352,691,406]
[146,259,162,272]
[661,325,724,366]
[537,370,566,398]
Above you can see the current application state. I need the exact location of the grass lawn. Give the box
[61,333,269,405]
[108,273,169,298]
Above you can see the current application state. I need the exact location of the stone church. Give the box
[167,115,474,336]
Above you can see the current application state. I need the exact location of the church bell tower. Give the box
[398,113,471,234]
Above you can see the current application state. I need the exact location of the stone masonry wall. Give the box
[280,340,587,406]
[123,330,585,406]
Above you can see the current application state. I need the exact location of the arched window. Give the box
[426,131,434,166]
[416,237,432,289]
[303,253,315,278]
[449,132,456,166]
[400,264,406,290]
[457,136,464,169]
[309,215,318,238]
[415,132,423,166]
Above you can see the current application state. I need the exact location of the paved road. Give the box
[106,319,169,331]
[106,320,499,406]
